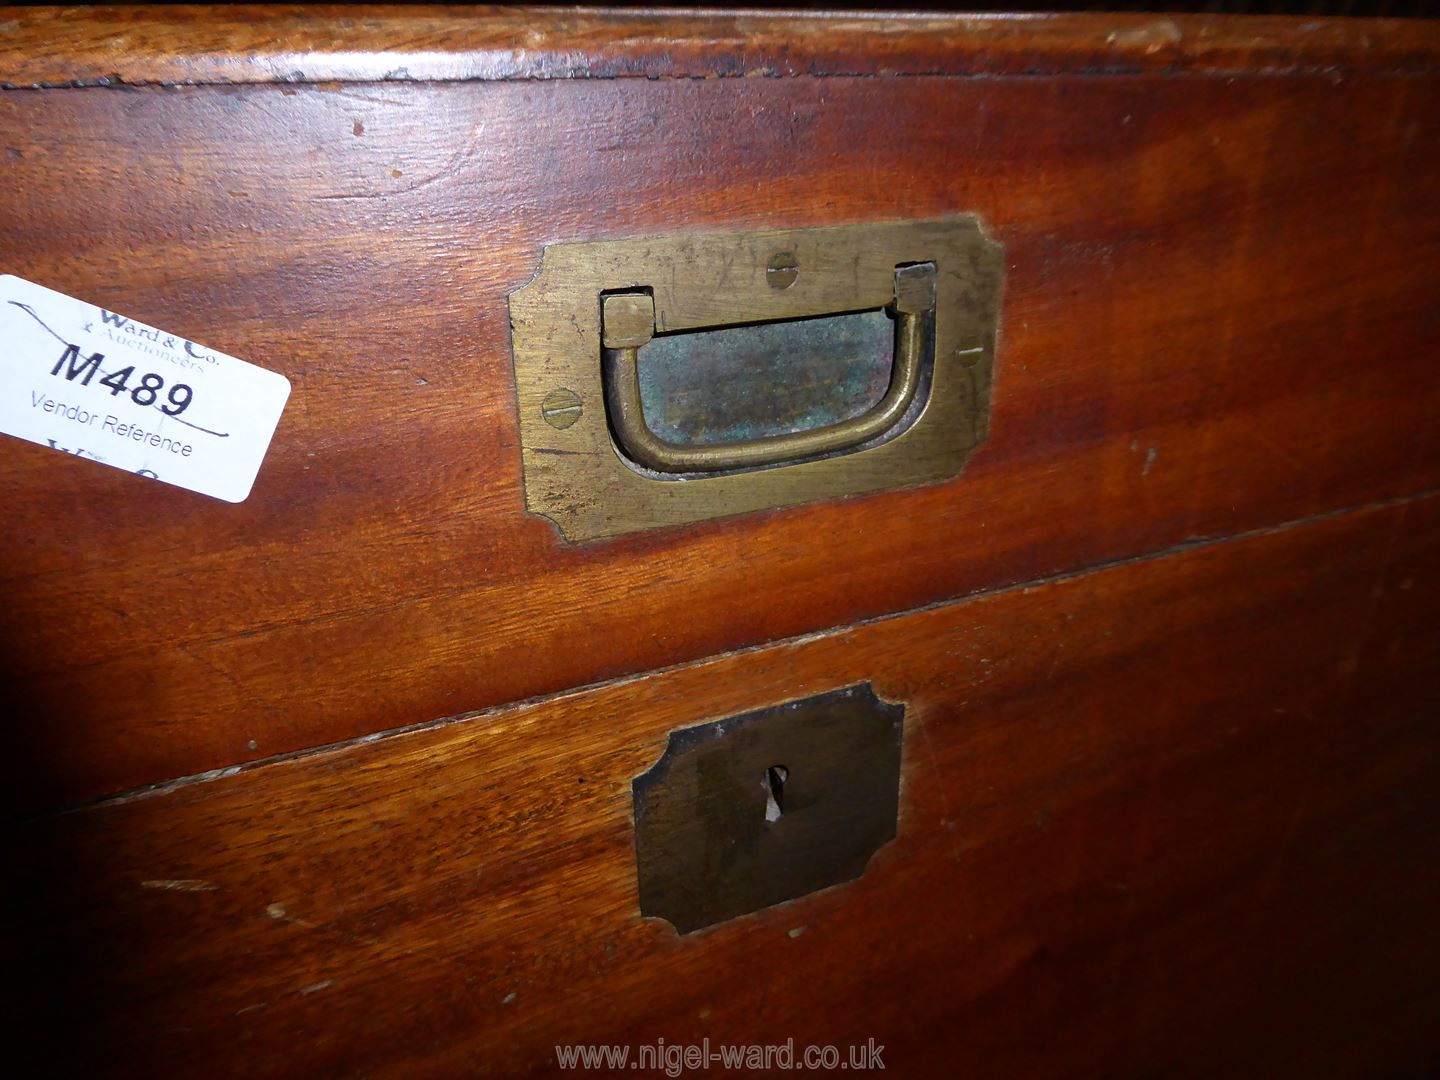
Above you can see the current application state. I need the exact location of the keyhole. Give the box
[763,765,789,823]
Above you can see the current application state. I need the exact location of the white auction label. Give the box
[0,275,290,502]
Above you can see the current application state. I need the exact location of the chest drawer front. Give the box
[0,11,1436,812]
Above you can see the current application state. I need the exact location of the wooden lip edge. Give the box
[1,7,1437,88]
[14,485,1436,825]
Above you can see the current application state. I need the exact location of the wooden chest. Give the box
[2,7,1437,1075]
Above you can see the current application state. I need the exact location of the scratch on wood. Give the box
[1106,19,1183,54]
[266,901,315,928]
[141,879,218,892]
[311,120,485,201]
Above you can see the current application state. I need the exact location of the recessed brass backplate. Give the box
[633,684,904,935]
[508,218,1003,541]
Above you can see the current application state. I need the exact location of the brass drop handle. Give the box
[602,263,936,473]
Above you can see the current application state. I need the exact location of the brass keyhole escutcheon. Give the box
[633,684,903,935]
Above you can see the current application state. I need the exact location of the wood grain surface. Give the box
[6,494,1437,1076]
[3,7,1439,87]
[1,57,1437,810]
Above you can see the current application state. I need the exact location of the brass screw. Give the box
[766,252,799,290]
[541,388,583,429]
[955,344,986,368]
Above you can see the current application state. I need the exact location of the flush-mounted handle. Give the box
[507,218,1004,541]
[602,264,936,473]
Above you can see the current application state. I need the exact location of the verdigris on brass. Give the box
[508,218,1003,541]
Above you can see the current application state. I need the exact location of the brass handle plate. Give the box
[601,264,934,473]
[508,218,1004,541]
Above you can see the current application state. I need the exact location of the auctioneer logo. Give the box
[86,307,221,372]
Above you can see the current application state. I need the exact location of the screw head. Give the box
[766,251,799,290]
[541,388,583,429]
[954,344,986,368]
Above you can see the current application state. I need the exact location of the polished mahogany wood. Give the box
[1,29,1437,810]
[6,495,1437,1076]
[3,7,1438,87]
